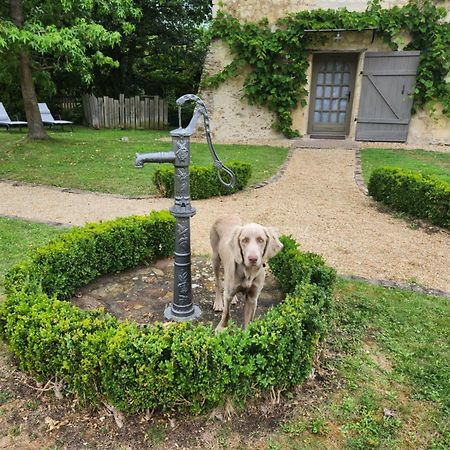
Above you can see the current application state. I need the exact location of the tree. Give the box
[0,0,139,139]
[89,0,212,118]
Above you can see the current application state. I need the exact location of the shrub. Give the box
[4,211,175,299]
[153,161,252,199]
[0,212,335,413]
[269,235,336,294]
[268,235,336,336]
[368,167,450,229]
[0,290,120,402]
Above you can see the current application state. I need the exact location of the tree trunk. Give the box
[10,0,48,140]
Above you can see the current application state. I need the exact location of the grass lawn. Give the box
[274,279,449,450]
[0,217,68,294]
[360,148,450,184]
[0,128,288,196]
[0,218,448,448]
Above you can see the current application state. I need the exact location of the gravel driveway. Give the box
[1,147,449,292]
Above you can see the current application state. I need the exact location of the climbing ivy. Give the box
[203,0,449,138]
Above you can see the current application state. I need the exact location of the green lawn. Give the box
[0,217,448,448]
[0,128,288,196]
[274,280,449,450]
[360,148,450,184]
[0,217,68,294]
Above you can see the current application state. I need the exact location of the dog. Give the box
[210,214,283,331]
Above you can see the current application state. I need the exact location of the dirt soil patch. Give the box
[71,256,284,328]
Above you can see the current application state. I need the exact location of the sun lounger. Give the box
[0,102,27,131]
[38,103,73,131]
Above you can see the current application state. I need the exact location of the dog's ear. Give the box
[263,227,283,261]
[229,226,243,264]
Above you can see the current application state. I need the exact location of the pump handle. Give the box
[176,94,235,189]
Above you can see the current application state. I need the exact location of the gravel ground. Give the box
[1,147,449,292]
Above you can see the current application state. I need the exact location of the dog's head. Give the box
[231,223,283,268]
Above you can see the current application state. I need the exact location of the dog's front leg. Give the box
[243,285,262,329]
[215,288,234,332]
[212,253,223,312]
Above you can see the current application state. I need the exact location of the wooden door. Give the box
[308,53,358,138]
[355,51,420,142]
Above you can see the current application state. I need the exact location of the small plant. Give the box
[267,438,283,450]
[24,400,40,410]
[216,424,232,449]
[0,390,12,405]
[310,416,330,435]
[145,423,166,446]
[9,425,21,437]
[281,419,306,436]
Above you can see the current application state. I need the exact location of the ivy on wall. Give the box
[203,0,449,138]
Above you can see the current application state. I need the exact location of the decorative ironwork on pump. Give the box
[135,94,235,321]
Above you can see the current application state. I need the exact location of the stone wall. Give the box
[201,0,450,145]
[213,0,409,23]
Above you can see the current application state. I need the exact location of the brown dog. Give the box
[210,215,283,331]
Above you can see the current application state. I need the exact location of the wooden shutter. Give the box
[355,51,420,142]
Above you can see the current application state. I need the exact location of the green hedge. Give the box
[4,211,176,299]
[368,167,450,229]
[0,213,335,413]
[153,161,252,200]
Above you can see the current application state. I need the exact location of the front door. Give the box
[308,54,357,138]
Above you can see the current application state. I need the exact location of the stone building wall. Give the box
[201,0,450,145]
[213,0,409,23]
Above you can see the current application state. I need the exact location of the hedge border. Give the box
[153,161,252,200]
[0,213,335,413]
[368,167,450,229]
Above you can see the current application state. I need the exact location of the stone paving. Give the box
[72,256,284,327]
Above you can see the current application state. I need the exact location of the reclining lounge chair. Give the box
[0,102,27,131]
[38,103,73,131]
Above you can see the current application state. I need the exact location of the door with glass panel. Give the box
[308,54,357,138]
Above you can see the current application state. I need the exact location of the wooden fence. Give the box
[55,97,81,112]
[82,94,168,130]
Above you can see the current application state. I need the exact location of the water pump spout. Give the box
[134,151,176,168]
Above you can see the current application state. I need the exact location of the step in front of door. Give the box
[310,134,346,140]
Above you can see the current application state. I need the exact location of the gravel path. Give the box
[1,148,449,292]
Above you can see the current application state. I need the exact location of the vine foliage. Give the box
[203,0,449,138]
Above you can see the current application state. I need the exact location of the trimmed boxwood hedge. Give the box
[153,161,252,200]
[4,211,176,300]
[368,167,450,229]
[0,212,335,413]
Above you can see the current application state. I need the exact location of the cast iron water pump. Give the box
[135,94,235,321]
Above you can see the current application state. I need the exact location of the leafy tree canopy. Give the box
[89,0,212,103]
[0,0,140,116]
[1,0,212,126]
